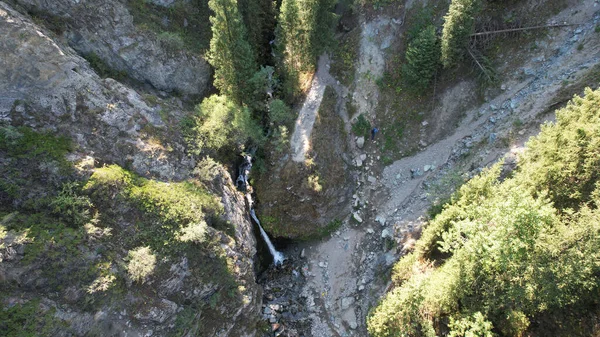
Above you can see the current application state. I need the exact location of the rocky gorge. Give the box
[1,0,599,335]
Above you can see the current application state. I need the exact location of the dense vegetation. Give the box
[0,126,245,335]
[185,0,337,162]
[367,88,600,336]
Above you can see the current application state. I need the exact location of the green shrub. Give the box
[49,182,93,227]
[126,246,156,283]
[269,99,293,125]
[184,95,264,156]
[0,300,63,337]
[352,114,371,138]
[448,312,494,337]
[440,0,481,68]
[368,88,600,337]
[402,25,440,91]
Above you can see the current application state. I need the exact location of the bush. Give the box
[184,95,264,156]
[440,0,481,68]
[402,25,440,91]
[49,182,93,227]
[127,246,156,283]
[448,312,494,337]
[368,88,600,337]
[269,99,293,125]
[352,114,371,138]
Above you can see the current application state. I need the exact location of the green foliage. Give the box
[516,88,600,210]
[276,0,337,99]
[0,299,64,337]
[49,182,93,227]
[126,246,156,283]
[0,126,71,162]
[402,25,440,91]
[208,0,257,104]
[448,312,494,337]
[82,52,128,81]
[184,95,265,156]
[238,0,277,61]
[193,156,221,183]
[368,88,600,337]
[84,165,221,252]
[0,126,73,205]
[269,99,293,125]
[440,0,481,68]
[352,114,371,138]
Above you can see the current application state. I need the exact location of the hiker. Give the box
[371,127,379,140]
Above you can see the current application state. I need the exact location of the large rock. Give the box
[11,0,211,96]
[0,1,195,179]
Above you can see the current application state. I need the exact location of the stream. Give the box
[236,155,285,266]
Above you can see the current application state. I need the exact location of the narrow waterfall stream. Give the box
[237,155,285,266]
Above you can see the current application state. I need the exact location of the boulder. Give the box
[356,136,365,148]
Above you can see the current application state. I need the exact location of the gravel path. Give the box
[290,54,338,162]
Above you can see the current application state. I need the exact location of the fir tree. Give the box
[208,0,257,104]
[238,0,277,62]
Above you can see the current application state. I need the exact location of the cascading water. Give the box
[237,155,285,266]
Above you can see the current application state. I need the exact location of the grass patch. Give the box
[82,52,129,81]
[127,0,211,54]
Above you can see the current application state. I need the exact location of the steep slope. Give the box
[0,2,260,336]
[8,0,211,96]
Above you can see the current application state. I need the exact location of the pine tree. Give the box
[440,0,481,68]
[238,0,277,62]
[402,25,440,91]
[208,0,257,104]
[276,0,337,99]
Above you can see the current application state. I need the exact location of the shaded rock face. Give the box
[10,0,211,96]
[0,1,194,180]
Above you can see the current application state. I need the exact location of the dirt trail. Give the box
[290,54,340,162]
[268,1,600,336]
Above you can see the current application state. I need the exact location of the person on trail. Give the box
[371,127,379,140]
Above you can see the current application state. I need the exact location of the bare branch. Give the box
[470,23,579,37]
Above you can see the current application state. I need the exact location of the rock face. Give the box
[10,0,211,96]
[0,1,196,180]
[0,2,260,336]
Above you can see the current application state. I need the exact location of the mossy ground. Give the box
[0,127,247,336]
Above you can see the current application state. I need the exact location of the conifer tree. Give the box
[208,0,257,104]
[238,0,277,62]
[276,0,336,99]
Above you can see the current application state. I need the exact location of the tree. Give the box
[185,95,264,155]
[440,0,481,68]
[238,0,277,62]
[276,0,337,99]
[208,0,257,104]
[367,88,600,337]
[402,25,440,91]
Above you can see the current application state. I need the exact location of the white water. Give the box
[250,209,285,266]
[238,155,284,266]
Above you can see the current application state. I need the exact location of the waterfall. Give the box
[250,209,285,266]
[237,155,285,266]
